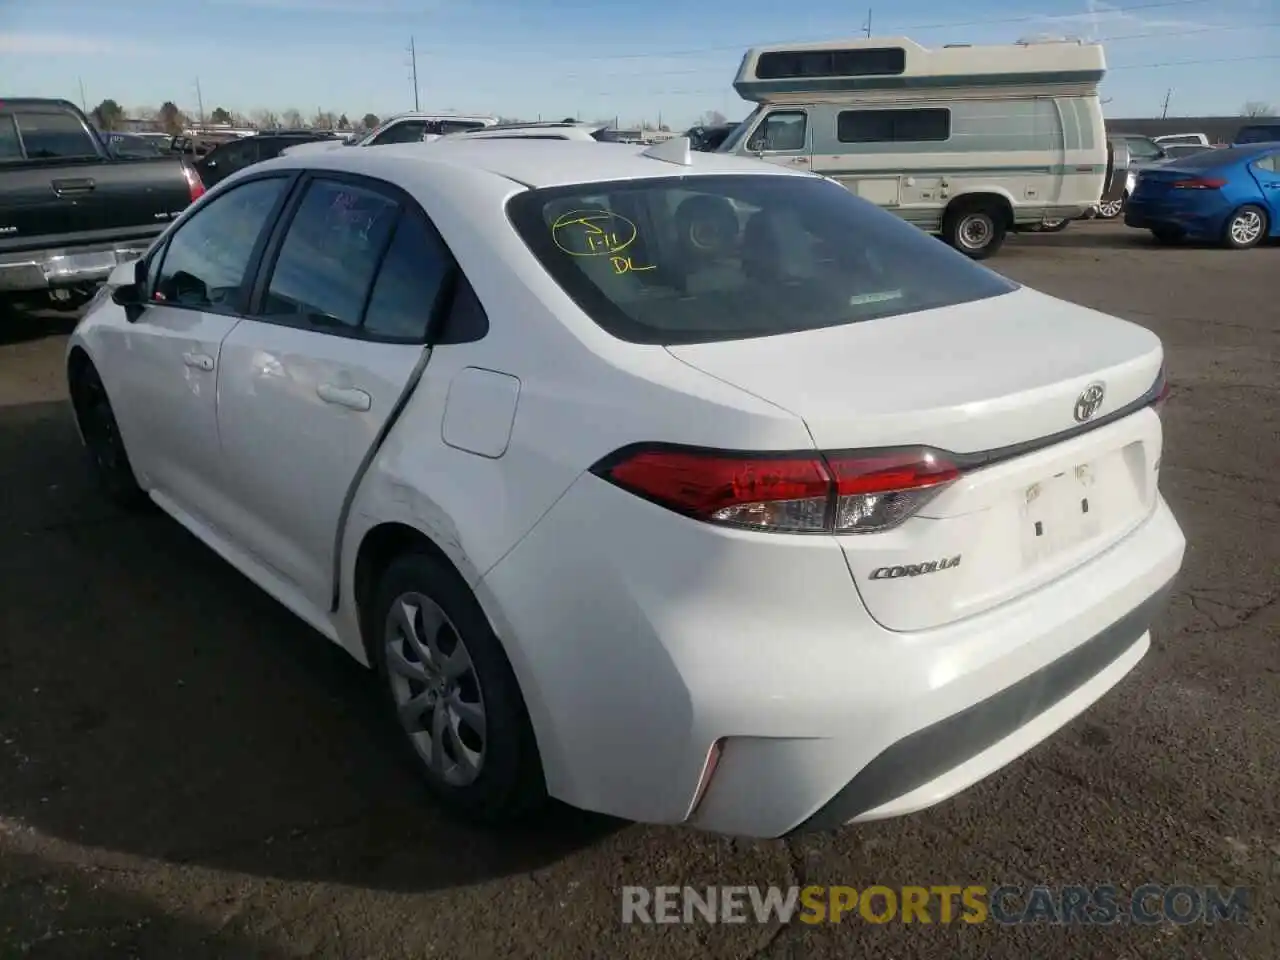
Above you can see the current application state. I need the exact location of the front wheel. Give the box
[371,550,547,823]
[1223,205,1268,250]
[68,361,148,509]
[943,206,1007,260]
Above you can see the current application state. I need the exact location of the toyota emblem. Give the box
[1074,382,1106,423]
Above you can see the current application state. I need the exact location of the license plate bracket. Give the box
[1020,463,1104,564]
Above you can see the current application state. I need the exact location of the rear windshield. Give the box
[1166,146,1256,168]
[506,174,1017,345]
[1234,125,1280,145]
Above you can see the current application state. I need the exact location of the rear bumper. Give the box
[1124,200,1226,239]
[786,579,1170,834]
[480,472,1186,838]
[0,240,153,293]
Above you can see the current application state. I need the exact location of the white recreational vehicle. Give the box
[719,36,1126,257]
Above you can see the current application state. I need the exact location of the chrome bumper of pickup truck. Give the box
[0,242,151,293]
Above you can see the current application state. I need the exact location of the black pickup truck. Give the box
[0,97,203,309]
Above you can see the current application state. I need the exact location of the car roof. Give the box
[265,137,810,189]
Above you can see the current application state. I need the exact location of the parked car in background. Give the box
[195,130,339,187]
[1096,134,1168,219]
[66,136,1183,837]
[685,122,738,153]
[282,113,499,157]
[0,98,204,310]
[1124,143,1279,249]
[1153,133,1210,148]
[1233,121,1280,146]
[438,121,610,142]
[104,132,168,157]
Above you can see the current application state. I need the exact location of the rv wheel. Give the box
[944,204,1007,260]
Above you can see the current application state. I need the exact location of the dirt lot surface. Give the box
[1,222,1276,958]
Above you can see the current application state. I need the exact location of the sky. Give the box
[1,0,1276,128]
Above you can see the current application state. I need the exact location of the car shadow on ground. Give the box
[0,299,80,346]
[0,399,625,894]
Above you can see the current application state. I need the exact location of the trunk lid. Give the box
[667,286,1165,632]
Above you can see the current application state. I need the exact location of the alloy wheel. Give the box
[384,591,487,786]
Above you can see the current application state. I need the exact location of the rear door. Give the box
[213,172,456,609]
[1247,151,1280,223]
[0,111,79,247]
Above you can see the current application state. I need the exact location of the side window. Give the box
[155,177,287,310]
[837,109,950,143]
[213,139,259,171]
[14,111,100,159]
[371,121,427,145]
[0,116,22,160]
[362,212,453,341]
[1253,154,1278,173]
[260,178,399,330]
[747,112,807,152]
[437,275,490,345]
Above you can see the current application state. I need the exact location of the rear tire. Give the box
[1222,205,1267,250]
[68,361,148,510]
[1096,196,1126,220]
[370,550,547,824]
[943,203,1007,260]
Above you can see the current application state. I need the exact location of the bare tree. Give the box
[280,108,304,129]
[701,109,728,126]
[251,108,280,129]
[231,111,249,127]
[1242,101,1276,118]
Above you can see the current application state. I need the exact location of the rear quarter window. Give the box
[506,174,1017,345]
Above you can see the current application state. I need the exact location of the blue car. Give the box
[1124,144,1280,249]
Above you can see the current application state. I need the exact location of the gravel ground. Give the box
[1,221,1276,959]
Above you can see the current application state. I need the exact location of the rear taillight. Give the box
[1171,177,1226,190]
[592,445,960,534]
[183,165,205,203]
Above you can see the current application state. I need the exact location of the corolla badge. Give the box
[1073,382,1106,423]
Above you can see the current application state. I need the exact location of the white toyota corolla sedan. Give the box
[66,137,1185,838]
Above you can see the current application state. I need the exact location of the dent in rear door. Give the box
[212,175,454,610]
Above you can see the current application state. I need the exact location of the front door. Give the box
[102,175,292,525]
[744,109,812,174]
[214,174,455,608]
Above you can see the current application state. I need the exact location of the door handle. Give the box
[788,157,809,164]
[316,383,372,411]
[182,351,214,371]
[51,177,96,196]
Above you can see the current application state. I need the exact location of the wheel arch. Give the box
[944,190,1016,227]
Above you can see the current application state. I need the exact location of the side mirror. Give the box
[110,260,148,320]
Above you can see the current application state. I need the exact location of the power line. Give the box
[554,23,1280,82]
[415,0,1216,62]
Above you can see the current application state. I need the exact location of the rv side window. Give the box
[757,47,906,79]
[837,108,951,144]
[746,112,807,152]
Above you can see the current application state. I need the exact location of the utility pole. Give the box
[77,77,87,112]
[1160,87,1172,119]
[863,8,872,37]
[195,77,205,126]
[409,36,420,111]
